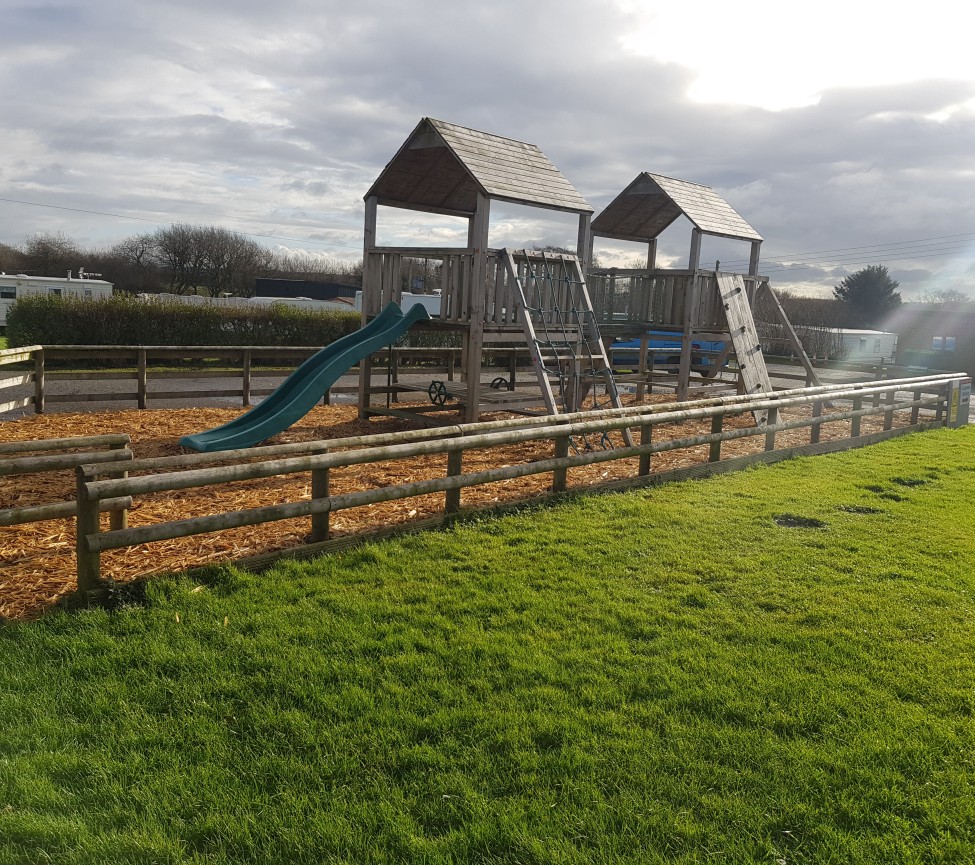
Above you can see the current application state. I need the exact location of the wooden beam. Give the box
[757,281,824,388]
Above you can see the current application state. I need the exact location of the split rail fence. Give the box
[0,343,951,415]
[68,372,970,601]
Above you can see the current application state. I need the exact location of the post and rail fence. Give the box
[0,343,953,416]
[63,371,969,602]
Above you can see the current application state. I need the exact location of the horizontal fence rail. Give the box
[1,343,958,417]
[0,435,132,528]
[70,373,969,599]
[0,345,508,413]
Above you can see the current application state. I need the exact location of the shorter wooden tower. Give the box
[587,173,820,402]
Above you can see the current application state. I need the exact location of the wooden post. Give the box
[709,415,723,462]
[464,194,490,422]
[576,212,591,273]
[883,389,896,430]
[137,348,148,409]
[310,466,330,542]
[75,465,101,597]
[910,389,921,425]
[677,270,700,402]
[108,442,129,531]
[636,334,649,401]
[748,240,761,277]
[810,400,823,444]
[242,349,252,407]
[851,396,862,437]
[552,435,570,492]
[358,195,379,419]
[872,364,884,408]
[765,406,778,451]
[445,450,463,512]
[639,423,652,476]
[33,348,44,414]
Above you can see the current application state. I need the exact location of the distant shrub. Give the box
[6,295,361,348]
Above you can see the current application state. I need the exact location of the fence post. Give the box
[872,363,884,408]
[935,385,945,423]
[108,442,129,531]
[242,349,252,407]
[137,349,147,409]
[910,389,921,425]
[639,423,652,476]
[33,348,44,414]
[310,466,330,542]
[552,435,570,492]
[709,415,723,462]
[810,400,822,444]
[851,396,862,437]
[636,335,649,401]
[883,389,896,431]
[764,406,778,451]
[445,449,463,512]
[75,465,101,598]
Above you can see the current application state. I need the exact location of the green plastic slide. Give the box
[180,302,430,452]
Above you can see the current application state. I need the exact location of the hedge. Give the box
[5,295,362,348]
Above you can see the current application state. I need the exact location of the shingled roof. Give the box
[365,117,592,216]
[591,173,762,243]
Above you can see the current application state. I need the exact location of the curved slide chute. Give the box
[180,302,430,452]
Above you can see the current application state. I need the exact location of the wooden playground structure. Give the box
[357,117,820,430]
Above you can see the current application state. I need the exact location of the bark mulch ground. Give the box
[1,400,893,620]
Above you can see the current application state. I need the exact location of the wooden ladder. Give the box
[502,249,630,438]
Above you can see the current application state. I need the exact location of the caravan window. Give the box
[49,287,63,296]
[0,286,15,299]
[945,336,956,351]
[859,337,868,351]
[873,338,882,353]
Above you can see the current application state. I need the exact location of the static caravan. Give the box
[0,273,113,330]
[833,329,898,361]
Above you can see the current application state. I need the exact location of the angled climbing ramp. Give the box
[715,271,773,397]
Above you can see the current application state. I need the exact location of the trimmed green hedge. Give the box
[5,295,361,348]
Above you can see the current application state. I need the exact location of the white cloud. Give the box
[0,0,972,292]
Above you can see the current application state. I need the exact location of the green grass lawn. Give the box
[2,427,974,864]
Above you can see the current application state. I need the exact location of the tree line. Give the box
[1,230,965,331]
[0,227,362,297]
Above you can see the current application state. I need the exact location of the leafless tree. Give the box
[20,232,84,277]
[0,242,24,274]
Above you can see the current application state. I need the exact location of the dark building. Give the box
[885,303,975,377]
[253,278,357,301]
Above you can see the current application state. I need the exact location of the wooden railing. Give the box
[0,435,132,527]
[0,344,517,414]
[363,248,588,327]
[587,268,764,327]
[71,372,969,599]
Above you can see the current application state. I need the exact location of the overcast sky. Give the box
[2,0,974,297]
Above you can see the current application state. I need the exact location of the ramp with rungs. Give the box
[715,271,772,397]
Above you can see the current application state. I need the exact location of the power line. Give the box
[720,231,975,271]
[0,195,363,253]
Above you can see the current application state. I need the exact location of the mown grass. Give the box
[2,427,974,864]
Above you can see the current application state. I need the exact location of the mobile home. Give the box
[0,273,113,330]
